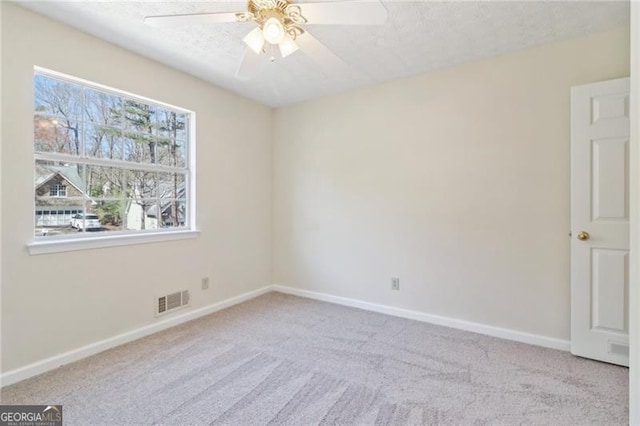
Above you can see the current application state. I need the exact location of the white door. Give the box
[571,77,630,366]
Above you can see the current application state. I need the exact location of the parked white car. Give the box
[70,213,101,231]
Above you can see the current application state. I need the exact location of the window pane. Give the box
[123,134,154,164]
[155,110,187,140]
[35,160,84,199]
[154,108,172,140]
[34,114,81,155]
[72,202,104,233]
[84,88,122,127]
[158,173,186,228]
[157,172,185,198]
[91,200,124,232]
[35,198,84,236]
[123,100,156,134]
[85,165,125,199]
[124,199,159,231]
[176,114,187,142]
[85,124,123,160]
[34,74,83,121]
[127,170,157,199]
[160,199,187,228]
[35,161,86,237]
[157,139,186,168]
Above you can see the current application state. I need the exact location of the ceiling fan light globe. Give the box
[243,27,265,55]
[263,17,285,44]
[278,34,299,58]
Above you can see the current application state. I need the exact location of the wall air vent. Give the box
[156,290,190,317]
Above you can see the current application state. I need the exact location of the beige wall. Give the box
[1,3,272,372]
[273,28,630,341]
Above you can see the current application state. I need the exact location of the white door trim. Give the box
[629,3,639,423]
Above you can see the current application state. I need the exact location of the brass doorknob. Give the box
[576,231,590,241]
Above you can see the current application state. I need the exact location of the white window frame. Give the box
[28,67,198,255]
[49,182,67,198]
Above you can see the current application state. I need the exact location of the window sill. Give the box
[27,229,200,255]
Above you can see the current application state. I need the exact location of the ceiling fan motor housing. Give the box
[248,0,291,16]
[246,0,306,40]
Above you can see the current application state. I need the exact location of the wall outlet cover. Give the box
[392,277,400,291]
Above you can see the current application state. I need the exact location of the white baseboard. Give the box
[2,284,570,388]
[0,286,273,387]
[272,285,571,352]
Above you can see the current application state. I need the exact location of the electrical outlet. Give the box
[391,277,400,291]
[201,277,210,290]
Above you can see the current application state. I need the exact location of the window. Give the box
[33,68,194,244]
[49,182,67,197]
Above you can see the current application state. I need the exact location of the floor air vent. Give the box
[157,290,190,317]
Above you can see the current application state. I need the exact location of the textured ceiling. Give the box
[17,1,630,107]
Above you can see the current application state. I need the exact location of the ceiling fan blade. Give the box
[300,0,388,25]
[144,12,240,28]
[236,48,268,80]
[296,31,351,75]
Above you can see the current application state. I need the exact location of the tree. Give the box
[157,110,186,227]
[34,76,81,156]
[34,113,74,154]
[116,103,185,229]
[84,90,122,160]
[34,74,188,231]
[114,101,162,229]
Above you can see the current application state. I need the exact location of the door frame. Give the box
[629,3,639,424]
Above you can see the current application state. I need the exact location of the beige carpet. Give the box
[1,292,628,425]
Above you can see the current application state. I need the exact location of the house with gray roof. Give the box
[34,164,94,227]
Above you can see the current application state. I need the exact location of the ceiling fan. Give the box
[144,0,388,79]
